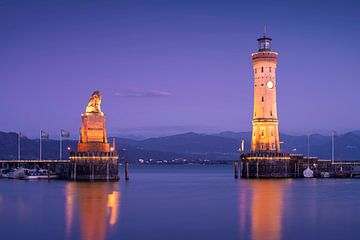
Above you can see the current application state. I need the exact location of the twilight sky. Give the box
[0,0,359,138]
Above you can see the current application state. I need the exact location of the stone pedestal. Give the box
[69,152,119,181]
[78,113,110,152]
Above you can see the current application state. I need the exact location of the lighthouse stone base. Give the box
[241,152,295,178]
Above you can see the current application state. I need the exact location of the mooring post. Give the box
[256,161,259,178]
[74,161,77,181]
[106,161,109,181]
[125,161,129,181]
[91,161,95,181]
[240,161,243,178]
[297,163,300,177]
[246,162,249,178]
[47,163,50,180]
[234,160,239,179]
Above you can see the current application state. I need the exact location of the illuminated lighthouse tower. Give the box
[251,32,280,152]
[241,31,292,178]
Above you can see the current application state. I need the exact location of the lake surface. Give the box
[1,165,360,240]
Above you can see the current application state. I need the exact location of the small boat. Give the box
[23,168,61,180]
[320,172,330,178]
[303,135,314,178]
[7,167,27,179]
[0,169,10,178]
[303,167,314,178]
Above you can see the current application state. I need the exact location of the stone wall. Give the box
[69,152,119,181]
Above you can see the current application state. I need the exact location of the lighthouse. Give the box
[251,32,280,152]
[241,31,292,178]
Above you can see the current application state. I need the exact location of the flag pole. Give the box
[18,132,21,160]
[307,134,310,167]
[40,130,42,160]
[332,131,335,164]
[60,130,62,160]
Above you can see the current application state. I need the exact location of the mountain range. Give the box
[1,131,360,162]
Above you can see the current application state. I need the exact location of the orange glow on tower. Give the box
[251,33,280,152]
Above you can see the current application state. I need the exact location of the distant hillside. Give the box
[1,131,360,161]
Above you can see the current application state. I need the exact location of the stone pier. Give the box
[69,152,119,181]
[241,152,293,178]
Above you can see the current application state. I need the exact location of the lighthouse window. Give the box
[261,67,264,72]
[269,67,272,72]
[255,69,257,74]
[261,131,264,136]
[270,111,272,116]
[261,96,264,102]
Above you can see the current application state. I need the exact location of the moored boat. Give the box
[23,168,61,180]
[303,167,314,178]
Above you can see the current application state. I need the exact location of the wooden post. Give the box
[74,161,77,181]
[47,163,50,180]
[256,161,259,178]
[240,162,243,178]
[297,163,300,177]
[107,161,109,181]
[91,161,95,181]
[125,161,129,181]
[246,162,249,178]
[234,160,239,179]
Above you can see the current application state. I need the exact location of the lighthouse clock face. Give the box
[266,81,274,89]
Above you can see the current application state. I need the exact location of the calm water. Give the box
[1,165,360,240]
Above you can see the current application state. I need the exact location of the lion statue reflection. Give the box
[86,91,103,114]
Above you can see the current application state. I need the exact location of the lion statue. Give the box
[86,91,102,113]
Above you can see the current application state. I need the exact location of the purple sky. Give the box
[1,0,360,138]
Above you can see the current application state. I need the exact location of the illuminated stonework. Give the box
[69,91,119,181]
[251,34,280,152]
[78,91,110,152]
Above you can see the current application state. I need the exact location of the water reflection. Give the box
[250,180,285,240]
[239,180,289,240]
[65,182,120,240]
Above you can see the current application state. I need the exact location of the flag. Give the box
[41,130,49,139]
[61,129,70,138]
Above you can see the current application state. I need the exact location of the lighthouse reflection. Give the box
[65,182,120,240]
[239,180,288,240]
